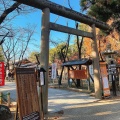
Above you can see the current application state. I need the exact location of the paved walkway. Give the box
[58,99,120,120]
[48,88,98,113]
[0,82,17,101]
[1,82,120,120]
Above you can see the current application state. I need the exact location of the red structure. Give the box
[0,62,5,86]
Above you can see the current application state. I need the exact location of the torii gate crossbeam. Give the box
[14,0,110,30]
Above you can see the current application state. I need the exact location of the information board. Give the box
[99,62,108,77]
[0,62,4,86]
[108,64,117,75]
[15,68,40,120]
[100,62,110,97]
[69,70,88,79]
[102,76,110,96]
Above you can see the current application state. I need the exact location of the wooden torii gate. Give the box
[14,0,110,113]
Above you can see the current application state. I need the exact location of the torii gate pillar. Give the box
[92,24,102,99]
[40,8,50,113]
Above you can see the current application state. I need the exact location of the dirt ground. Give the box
[8,102,63,120]
[7,95,120,120]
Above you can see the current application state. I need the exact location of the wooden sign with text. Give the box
[100,62,110,97]
[69,70,88,79]
[15,68,40,120]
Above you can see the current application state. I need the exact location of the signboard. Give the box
[0,62,4,86]
[15,68,40,120]
[69,70,88,79]
[108,64,117,75]
[51,63,57,79]
[100,62,110,97]
[40,72,45,86]
[102,77,110,96]
[99,62,108,77]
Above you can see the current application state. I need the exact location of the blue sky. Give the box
[12,0,83,53]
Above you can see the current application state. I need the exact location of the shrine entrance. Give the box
[14,0,110,113]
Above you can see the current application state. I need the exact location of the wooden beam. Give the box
[49,22,93,38]
[91,24,102,99]
[14,0,110,30]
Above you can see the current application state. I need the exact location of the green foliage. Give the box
[49,48,57,63]
[69,43,77,54]
[80,0,120,32]
[78,23,90,32]
[28,51,40,63]
[49,42,67,63]
[49,34,89,62]
[98,30,109,37]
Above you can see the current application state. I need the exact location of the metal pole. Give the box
[92,24,102,99]
[110,61,117,96]
[40,8,50,113]
[112,75,116,96]
[40,86,44,119]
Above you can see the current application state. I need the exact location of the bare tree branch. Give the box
[68,0,73,10]
[0,32,9,45]
[0,2,21,24]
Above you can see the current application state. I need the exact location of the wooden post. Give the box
[92,24,102,99]
[14,102,18,120]
[87,66,90,91]
[119,68,120,89]
[7,92,11,107]
[40,8,50,114]
[0,92,2,104]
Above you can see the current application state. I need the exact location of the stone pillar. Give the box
[92,24,102,99]
[40,8,50,113]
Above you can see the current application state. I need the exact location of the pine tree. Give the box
[80,0,120,32]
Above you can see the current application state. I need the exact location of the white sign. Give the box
[40,72,44,86]
[103,77,109,89]
[102,76,110,96]
[51,63,57,79]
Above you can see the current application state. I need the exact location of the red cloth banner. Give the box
[0,62,4,86]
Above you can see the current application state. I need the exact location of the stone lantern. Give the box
[102,43,117,64]
[102,43,117,96]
